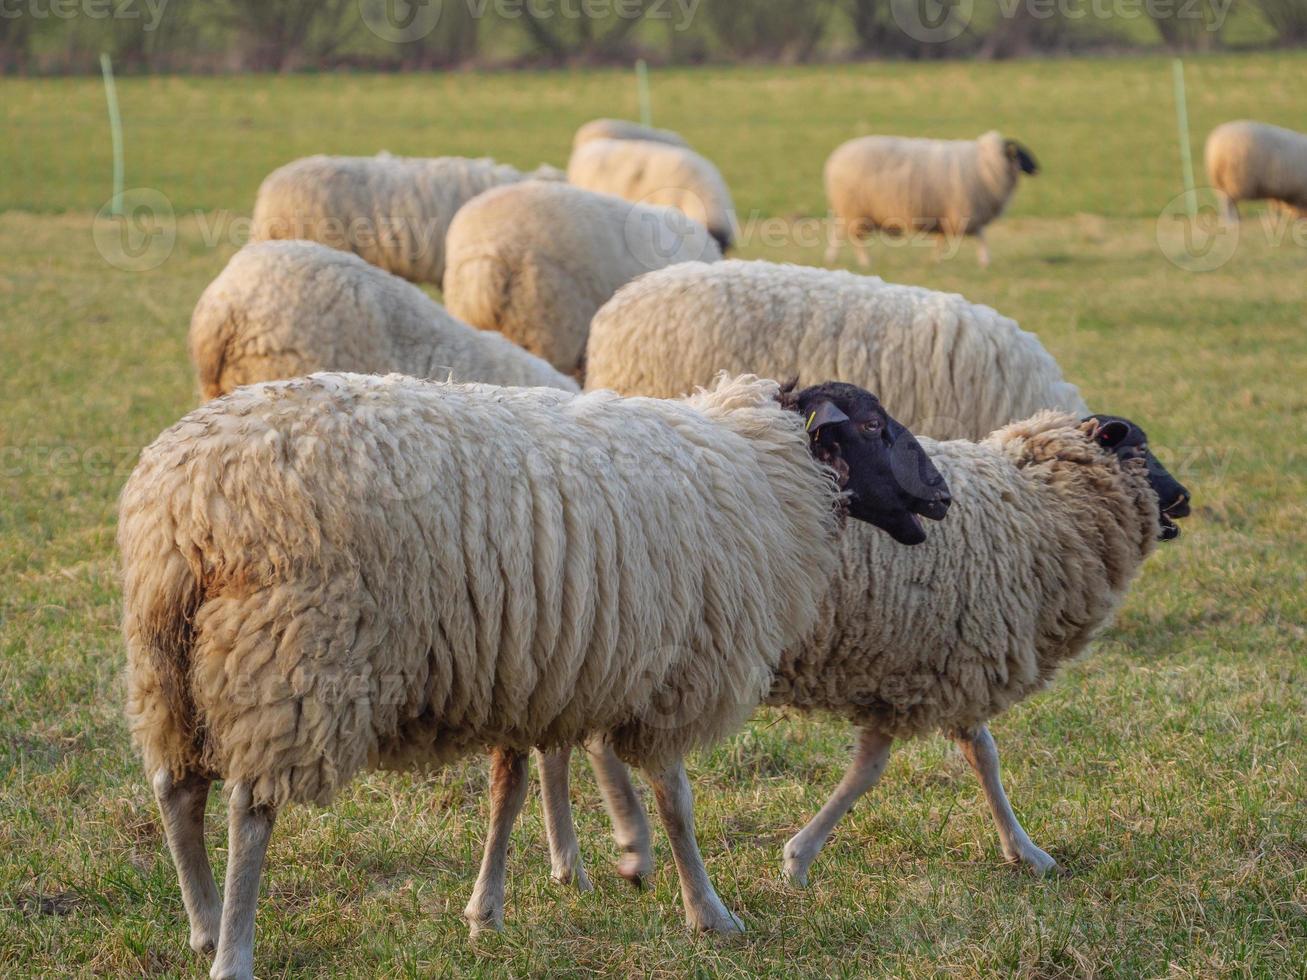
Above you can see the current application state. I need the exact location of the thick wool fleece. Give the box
[189,241,578,400]
[120,373,841,808]
[825,131,1020,237]
[1206,120,1307,213]
[567,138,736,248]
[250,154,563,285]
[572,118,690,151]
[771,412,1159,736]
[442,180,721,376]
[585,260,1086,441]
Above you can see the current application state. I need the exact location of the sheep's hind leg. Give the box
[824,214,843,264]
[465,748,530,936]
[643,760,742,934]
[955,726,1058,875]
[210,781,276,980]
[152,769,223,957]
[975,229,991,268]
[537,747,592,891]
[588,738,653,887]
[782,726,893,887]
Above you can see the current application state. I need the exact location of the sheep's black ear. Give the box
[1094,419,1131,450]
[1006,140,1039,176]
[806,400,850,437]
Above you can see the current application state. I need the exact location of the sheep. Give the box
[567,138,737,253]
[442,180,722,377]
[188,240,578,400]
[1205,120,1307,223]
[538,411,1191,892]
[584,260,1086,441]
[572,117,690,150]
[250,154,563,286]
[824,131,1039,268]
[121,370,950,977]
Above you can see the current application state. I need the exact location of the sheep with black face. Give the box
[824,131,1040,268]
[538,411,1189,892]
[120,372,946,977]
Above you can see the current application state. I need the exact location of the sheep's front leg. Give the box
[783,727,893,887]
[211,782,276,980]
[642,760,742,934]
[464,748,529,936]
[975,229,991,268]
[955,726,1058,875]
[587,739,653,887]
[537,747,591,891]
[152,769,223,957]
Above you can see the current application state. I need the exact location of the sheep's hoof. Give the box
[617,851,651,890]
[464,903,505,940]
[552,863,593,893]
[189,930,218,957]
[1008,846,1060,877]
[687,904,745,936]
[781,859,811,889]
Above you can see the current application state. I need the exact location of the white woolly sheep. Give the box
[122,370,946,977]
[250,154,563,286]
[442,180,721,377]
[189,240,578,400]
[538,412,1191,891]
[572,117,690,150]
[1205,120,1307,222]
[824,131,1039,268]
[585,260,1086,441]
[567,138,737,252]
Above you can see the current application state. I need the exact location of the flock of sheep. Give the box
[117,110,1307,979]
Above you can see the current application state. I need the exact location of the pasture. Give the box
[1,55,1304,976]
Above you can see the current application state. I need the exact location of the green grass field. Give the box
[2,57,1305,977]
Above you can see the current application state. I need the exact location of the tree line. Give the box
[3,0,1305,74]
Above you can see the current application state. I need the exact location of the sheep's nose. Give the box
[1165,491,1191,518]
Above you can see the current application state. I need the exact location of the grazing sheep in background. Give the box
[539,412,1191,891]
[188,241,578,400]
[122,370,949,977]
[250,154,563,286]
[585,260,1086,441]
[1205,120,1307,222]
[568,138,737,252]
[443,181,721,376]
[824,131,1039,268]
[572,117,690,150]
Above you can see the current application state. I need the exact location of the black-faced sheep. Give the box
[1205,120,1307,222]
[585,260,1086,441]
[825,131,1039,268]
[250,154,563,286]
[538,412,1190,891]
[122,372,949,977]
[442,180,721,377]
[189,241,578,400]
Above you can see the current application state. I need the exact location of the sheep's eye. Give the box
[861,419,881,434]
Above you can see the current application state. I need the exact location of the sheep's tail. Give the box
[119,473,208,780]
[444,251,512,332]
[187,293,240,401]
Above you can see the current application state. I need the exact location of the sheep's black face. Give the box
[1086,415,1191,541]
[1005,139,1040,176]
[783,381,951,545]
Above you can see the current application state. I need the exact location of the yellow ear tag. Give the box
[806,410,817,431]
